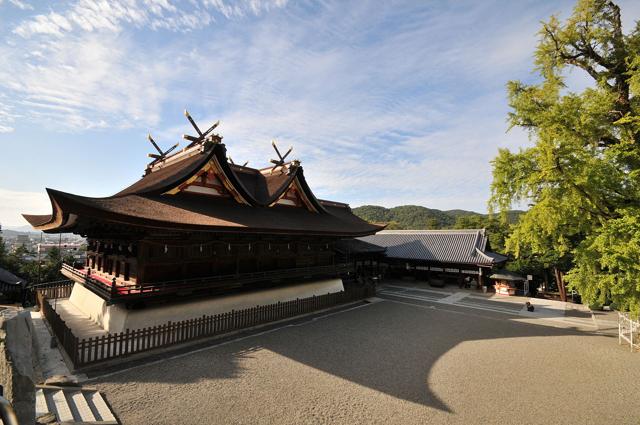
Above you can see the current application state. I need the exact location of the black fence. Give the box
[37,285,374,368]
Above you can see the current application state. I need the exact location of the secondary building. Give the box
[357,229,507,288]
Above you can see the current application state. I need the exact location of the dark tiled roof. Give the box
[231,165,297,205]
[115,148,216,197]
[358,230,507,266]
[26,190,381,236]
[334,238,387,255]
[490,270,525,281]
[23,139,381,236]
[0,268,24,285]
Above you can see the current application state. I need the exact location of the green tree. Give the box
[0,234,7,269]
[490,0,640,310]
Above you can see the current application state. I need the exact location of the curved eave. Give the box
[23,190,382,237]
[291,168,327,213]
[475,247,508,266]
[21,188,70,232]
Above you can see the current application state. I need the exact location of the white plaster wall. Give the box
[70,279,344,333]
[119,278,344,332]
[69,283,127,333]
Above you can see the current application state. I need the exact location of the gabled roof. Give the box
[358,229,508,266]
[23,138,382,237]
[490,270,525,281]
[0,268,24,285]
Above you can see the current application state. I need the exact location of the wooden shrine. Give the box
[24,112,383,312]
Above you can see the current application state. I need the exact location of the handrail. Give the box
[29,278,74,289]
[62,263,354,301]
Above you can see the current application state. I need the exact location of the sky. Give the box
[0,0,638,227]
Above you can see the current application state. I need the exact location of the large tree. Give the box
[490,0,640,311]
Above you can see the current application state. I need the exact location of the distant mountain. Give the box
[352,205,524,230]
[2,225,37,233]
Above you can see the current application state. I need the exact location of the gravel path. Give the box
[94,300,640,424]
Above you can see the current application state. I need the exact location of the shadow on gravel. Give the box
[96,299,594,414]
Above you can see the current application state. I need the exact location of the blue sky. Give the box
[0,0,638,226]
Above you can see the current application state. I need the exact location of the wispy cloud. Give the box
[12,0,289,37]
[0,32,176,130]
[8,0,33,10]
[3,0,631,226]
[0,188,50,226]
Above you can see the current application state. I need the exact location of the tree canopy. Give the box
[353,205,523,232]
[490,0,640,311]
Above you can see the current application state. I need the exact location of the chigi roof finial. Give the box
[146,133,179,166]
[182,109,220,147]
[269,140,293,174]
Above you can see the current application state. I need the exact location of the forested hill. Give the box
[352,205,523,230]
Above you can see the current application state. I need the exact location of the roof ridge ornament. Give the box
[145,133,180,170]
[182,110,221,147]
[269,140,293,174]
[227,156,249,167]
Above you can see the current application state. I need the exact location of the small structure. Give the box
[0,268,25,303]
[489,270,526,296]
[357,229,507,288]
[23,114,382,332]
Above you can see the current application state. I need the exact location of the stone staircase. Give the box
[35,385,118,424]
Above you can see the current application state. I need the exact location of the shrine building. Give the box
[24,114,383,331]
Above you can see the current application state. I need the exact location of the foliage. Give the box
[0,235,7,269]
[490,0,640,311]
[0,238,70,284]
[353,205,523,235]
[453,215,509,253]
[353,205,456,229]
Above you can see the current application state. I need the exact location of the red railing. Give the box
[62,263,354,303]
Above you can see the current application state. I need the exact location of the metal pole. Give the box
[37,232,43,284]
[619,313,622,345]
[629,315,633,353]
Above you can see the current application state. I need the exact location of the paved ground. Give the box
[89,287,640,425]
[30,310,71,380]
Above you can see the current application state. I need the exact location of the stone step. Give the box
[35,388,48,418]
[68,390,97,422]
[86,390,117,423]
[50,390,74,422]
[35,385,118,424]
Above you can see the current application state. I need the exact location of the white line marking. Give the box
[382,284,451,296]
[383,291,599,330]
[383,291,519,316]
[378,290,442,303]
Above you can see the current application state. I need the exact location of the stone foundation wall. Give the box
[0,309,38,424]
[70,278,345,333]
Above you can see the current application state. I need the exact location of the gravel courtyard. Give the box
[93,298,640,424]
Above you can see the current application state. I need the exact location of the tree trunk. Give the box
[554,267,566,302]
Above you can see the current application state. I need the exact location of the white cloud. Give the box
[0,32,178,130]
[13,0,289,37]
[0,188,50,227]
[0,0,588,215]
[8,0,33,10]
